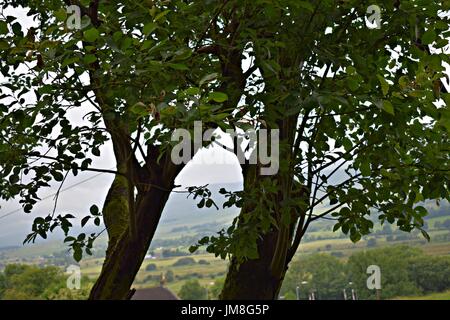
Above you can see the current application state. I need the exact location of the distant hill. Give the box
[0,182,242,257]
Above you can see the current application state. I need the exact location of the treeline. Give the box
[281,246,450,300]
[0,264,91,300]
[178,278,225,300]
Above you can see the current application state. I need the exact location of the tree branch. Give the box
[26,153,121,176]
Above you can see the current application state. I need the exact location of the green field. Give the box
[77,240,450,297]
[78,253,228,295]
[394,290,450,300]
[1,204,449,299]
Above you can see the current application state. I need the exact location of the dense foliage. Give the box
[0,264,91,299]
[281,246,450,300]
[178,279,207,300]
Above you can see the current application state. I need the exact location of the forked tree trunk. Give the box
[88,184,172,299]
[88,143,183,300]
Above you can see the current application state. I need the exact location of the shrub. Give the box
[178,280,206,300]
[146,263,157,271]
[165,270,175,282]
[173,257,196,267]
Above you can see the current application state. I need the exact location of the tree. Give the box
[0,264,90,300]
[281,246,450,300]
[2,0,449,301]
[173,257,196,267]
[0,272,5,299]
[178,280,207,300]
[407,255,450,294]
[184,0,449,299]
[165,270,175,283]
[280,254,347,300]
[145,263,157,272]
[0,0,250,299]
[347,246,422,299]
[209,278,225,300]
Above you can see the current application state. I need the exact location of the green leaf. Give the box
[143,22,157,35]
[52,171,64,182]
[62,56,79,67]
[360,160,371,176]
[347,78,359,92]
[296,1,315,12]
[199,73,218,87]
[197,198,205,208]
[0,40,8,50]
[421,229,431,242]
[84,28,99,42]
[189,245,199,253]
[0,21,8,34]
[92,147,100,157]
[185,87,200,95]
[90,205,99,215]
[64,236,76,243]
[208,92,228,103]
[350,231,361,243]
[73,247,82,262]
[54,8,67,21]
[377,75,390,96]
[399,76,409,89]
[346,65,357,75]
[213,113,229,121]
[382,100,395,115]
[422,29,436,45]
[9,174,19,184]
[172,49,193,61]
[168,63,189,70]
[130,102,149,116]
[11,22,22,36]
[83,54,97,64]
[154,10,171,22]
[81,216,90,227]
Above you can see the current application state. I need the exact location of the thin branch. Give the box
[312,140,366,175]
[307,106,376,119]
[306,173,363,213]
[26,153,121,176]
[51,170,70,218]
[194,0,230,50]
[309,202,347,222]
[292,110,311,162]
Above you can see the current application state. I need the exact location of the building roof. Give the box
[131,287,179,300]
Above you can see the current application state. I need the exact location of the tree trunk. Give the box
[220,116,307,300]
[88,183,173,299]
[220,165,298,300]
[220,229,286,300]
[88,144,183,300]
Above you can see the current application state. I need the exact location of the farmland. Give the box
[1,199,449,299]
